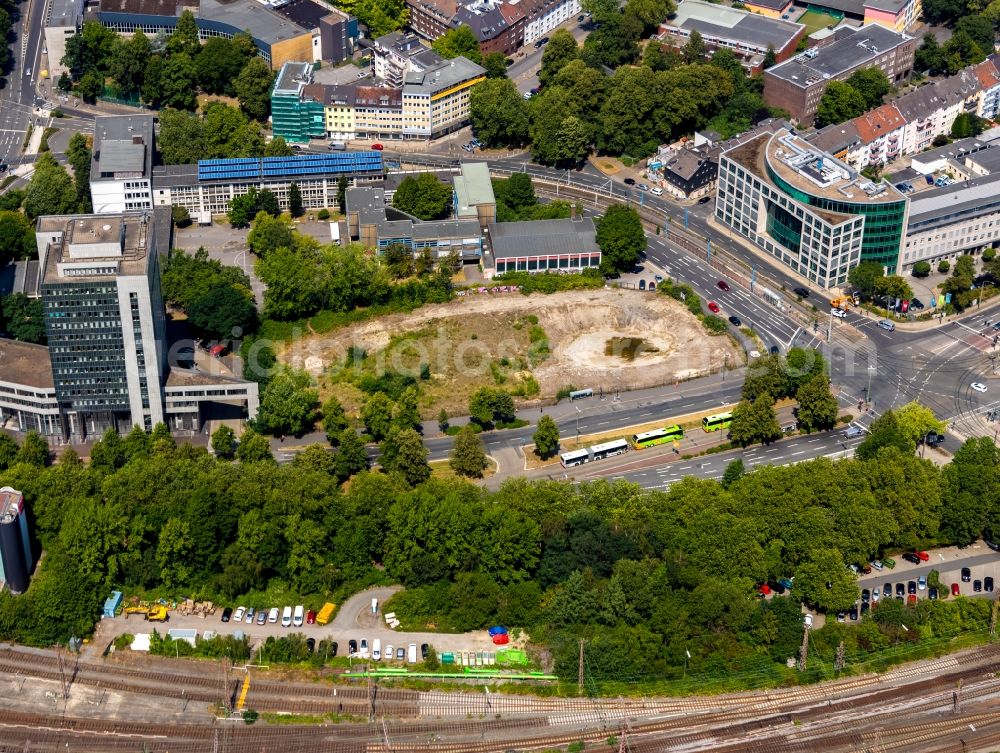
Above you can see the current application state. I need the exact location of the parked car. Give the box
[861,588,870,602]
[929,587,938,600]
[895,583,905,597]
[624,178,636,186]
[268,607,279,623]
[908,594,917,605]
[777,578,793,590]
[848,606,858,620]
[974,580,983,592]
[233,606,246,622]
[421,643,429,659]
[221,607,233,623]
[962,567,972,582]
[306,638,315,653]
[396,647,405,660]
[870,560,883,570]
[986,577,995,592]
[872,587,880,602]
[698,195,712,204]
[371,143,384,151]
[804,614,813,628]
[245,607,255,624]
[951,583,961,596]
[860,601,870,615]
[717,280,730,291]
[329,642,338,657]
[707,301,720,313]
[884,583,893,598]
[910,298,924,310]
[882,557,896,569]
[256,610,266,625]
[916,551,929,561]
[385,644,394,661]
[360,639,368,656]
[837,611,846,623]
[770,345,780,355]
[902,552,921,565]
[793,287,810,298]
[770,581,786,594]
[306,610,316,625]
[349,639,358,655]
[907,581,917,594]
[918,575,927,590]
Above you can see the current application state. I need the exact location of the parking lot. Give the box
[91,587,497,661]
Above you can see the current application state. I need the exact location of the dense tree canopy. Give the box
[393,173,453,220]
[431,25,483,64]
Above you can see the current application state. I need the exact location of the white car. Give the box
[972,382,988,393]
[832,308,847,318]
[233,606,246,622]
[918,575,927,590]
[870,560,883,570]
[804,614,814,629]
[749,350,761,359]
[872,587,880,602]
[637,183,650,192]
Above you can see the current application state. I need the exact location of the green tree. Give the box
[61,20,117,79]
[322,396,349,444]
[470,79,530,148]
[288,183,304,218]
[167,9,201,57]
[596,204,645,274]
[721,458,745,488]
[951,111,987,138]
[531,86,594,165]
[337,176,349,213]
[848,260,885,300]
[392,173,452,220]
[171,205,191,228]
[0,211,35,265]
[873,274,913,305]
[235,57,275,122]
[156,517,193,589]
[856,410,914,460]
[683,30,707,63]
[236,428,273,463]
[482,51,508,78]
[264,136,295,157]
[16,430,49,467]
[186,285,257,340]
[815,81,868,127]
[159,53,198,110]
[195,36,251,96]
[468,387,515,427]
[334,428,369,479]
[74,69,104,103]
[730,396,782,446]
[450,425,489,477]
[794,548,860,612]
[380,427,430,485]
[912,260,931,278]
[1,294,46,344]
[581,0,620,21]
[941,437,1000,545]
[362,391,395,440]
[742,353,788,402]
[0,434,19,471]
[109,29,151,97]
[624,0,675,31]
[393,386,422,431]
[432,24,483,64]
[247,211,294,257]
[533,414,560,459]
[23,153,77,220]
[955,14,994,57]
[763,44,777,69]
[845,67,890,110]
[895,401,946,444]
[156,108,208,165]
[915,32,945,74]
[498,173,537,213]
[539,29,578,87]
[211,424,237,460]
[941,31,985,75]
[795,373,838,431]
[256,368,319,436]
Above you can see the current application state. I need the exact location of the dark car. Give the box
[837,611,846,622]
[986,577,995,592]
[421,643,429,659]
[848,606,859,620]
[329,641,338,657]
[349,639,358,655]
[769,581,786,595]
[770,345,780,355]
[698,195,712,204]
[909,298,924,310]
[777,578,794,590]
[306,637,315,653]
[861,588,870,602]
[908,581,917,594]
[895,583,905,597]
[793,287,810,298]
[860,601,869,615]
[717,280,730,291]
[929,587,938,600]
[974,579,983,592]
[902,552,921,565]
[884,582,893,598]
[639,279,646,291]
[0,163,7,172]
[728,315,742,326]
[921,432,945,447]
[962,567,972,582]
[624,178,636,186]
[221,607,233,623]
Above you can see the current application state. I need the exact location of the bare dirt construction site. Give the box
[280,289,741,415]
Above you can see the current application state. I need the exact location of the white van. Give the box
[268,607,279,623]
[373,638,382,661]
[878,319,895,331]
[650,186,663,196]
[293,605,304,627]
[281,606,292,627]
[408,643,417,663]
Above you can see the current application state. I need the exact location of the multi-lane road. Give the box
[0,0,48,166]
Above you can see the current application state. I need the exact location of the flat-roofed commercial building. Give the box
[152,151,385,220]
[658,0,805,73]
[90,114,155,214]
[453,162,496,228]
[763,24,915,125]
[44,0,84,77]
[484,217,600,276]
[716,128,907,288]
[93,0,355,68]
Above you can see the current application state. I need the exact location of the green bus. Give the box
[702,411,733,432]
[631,425,684,448]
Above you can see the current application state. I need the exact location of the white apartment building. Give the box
[89,116,155,214]
[519,0,580,43]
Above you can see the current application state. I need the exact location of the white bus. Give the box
[590,439,629,461]
[560,448,590,467]
[569,388,593,400]
[330,221,341,245]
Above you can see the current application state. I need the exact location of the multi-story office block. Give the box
[716,128,907,288]
[90,115,155,214]
[36,212,168,435]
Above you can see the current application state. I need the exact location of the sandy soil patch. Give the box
[279,288,740,414]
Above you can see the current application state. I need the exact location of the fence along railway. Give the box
[3,643,1000,751]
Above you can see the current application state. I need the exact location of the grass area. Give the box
[261,712,366,725]
[797,9,841,34]
[429,457,498,480]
